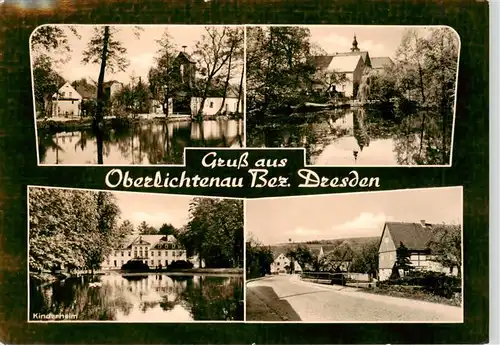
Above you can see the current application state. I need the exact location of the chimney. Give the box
[182,45,187,53]
[420,220,426,227]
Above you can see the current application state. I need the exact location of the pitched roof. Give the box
[103,80,122,87]
[327,55,362,73]
[385,222,434,251]
[311,55,334,69]
[74,84,96,99]
[175,51,196,64]
[371,57,394,70]
[334,51,369,63]
[121,234,177,249]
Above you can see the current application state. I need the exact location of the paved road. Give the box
[246,275,463,322]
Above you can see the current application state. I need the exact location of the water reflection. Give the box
[247,107,453,166]
[38,119,244,165]
[30,273,243,321]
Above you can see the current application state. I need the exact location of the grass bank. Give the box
[361,284,462,307]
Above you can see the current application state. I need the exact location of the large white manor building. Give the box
[102,234,187,270]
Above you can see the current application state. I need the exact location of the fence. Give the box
[300,271,375,287]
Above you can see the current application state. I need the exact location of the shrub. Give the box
[384,270,460,298]
[168,260,194,270]
[121,260,150,271]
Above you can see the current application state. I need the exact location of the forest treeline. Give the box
[29,188,243,274]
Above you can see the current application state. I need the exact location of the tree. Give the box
[427,223,462,278]
[158,223,178,236]
[395,242,413,275]
[246,239,274,279]
[148,29,178,117]
[117,220,135,242]
[183,198,243,268]
[193,27,241,120]
[314,69,349,100]
[32,54,65,117]
[286,244,313,271]
[81,26,139,163]
[214,27,244,115]
[31,25,80,56]
[350,241,379,276]
[246,26,316,114]
[137,221,157,235]
[29,188,121,274]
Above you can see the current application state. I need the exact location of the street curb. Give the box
[246,275,273,283]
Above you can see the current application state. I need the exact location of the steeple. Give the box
[351,34,360,52]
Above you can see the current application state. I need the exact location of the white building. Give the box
[51,82,82,117]
[102,234,187,270]
[190,96,242,116]
[270,253,303,274]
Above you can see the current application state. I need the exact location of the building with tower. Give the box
[312,34,393,99]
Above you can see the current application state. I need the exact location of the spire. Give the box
[351,34,360,52]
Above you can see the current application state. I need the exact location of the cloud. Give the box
[331,212,392,238]
[286,227,322,237]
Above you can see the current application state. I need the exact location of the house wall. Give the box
[102,244,187,269]
[190,97,242,116]
[352,59,365,97]
[53,99,81,117]
[52,83,82,117]
[270,254,290,274]
[378,225,397,281]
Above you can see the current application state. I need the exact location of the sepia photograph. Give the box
[31,25,244,165]
[28,187,243,322]
[245,187,463,322]
[246,26,459,166]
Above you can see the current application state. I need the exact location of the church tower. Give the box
[351,34,360,52]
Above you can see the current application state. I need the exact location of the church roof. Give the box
[371,57,394,70]
[327,55,362,73]
[335,51,369,62]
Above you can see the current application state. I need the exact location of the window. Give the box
[165,260,168,266]
[158,260,161,265]
[139,251,143,257]
[209,101,214,108]
[151,251,154,256]
[121,251,124,256]
[128,251,131,257]
[151,260,154,265]
[121,260,124,265]
[115,251,119,256]
[158,251,161,256]
[61,92,65,97]
[134,250,137,257]
[69,92,72,97]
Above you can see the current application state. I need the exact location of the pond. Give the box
[247,107,453,166]
[30,273,244,321]
[38,119,244,165]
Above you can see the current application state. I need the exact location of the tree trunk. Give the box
[215,50,233,116]
[237,60,244,115]
[94,26,110,165]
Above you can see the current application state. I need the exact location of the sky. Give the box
[113,191,193,230]
[307,26,411,60]
[246,187,463,245]
[32,25,239,84]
